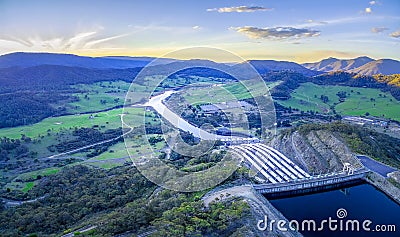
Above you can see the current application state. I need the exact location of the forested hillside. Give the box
[268,71,400,101]
[0,165,253,236]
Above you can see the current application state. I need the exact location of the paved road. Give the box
[357,155,396,177]
[61,225,97,237]
[203,185,254,207]
[84,157,129,163]
[2,195,47,207]
[43,116,134,159]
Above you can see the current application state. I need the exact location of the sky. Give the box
[0,0,399,63]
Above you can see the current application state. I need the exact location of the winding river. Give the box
[144,90,252,141]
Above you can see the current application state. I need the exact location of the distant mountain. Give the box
[132,59,236,83]
[0,52,325,77]
[245,60,320,76]
[0,60,237,93]
[302,57,400,76]
[302,56,374,72]
[0,52,175,69]
[350,59,400,76]
[302,57,339,71]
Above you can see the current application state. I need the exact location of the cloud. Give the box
[305,19,328,24]
[365,7,372,14]
[371,27,388,33]
[233,26,320,40]
[84,34,129,48]
[62,31,97,49]
[207,6,272,13]
[296,19,329,27]
[192,25,201,30]
[0,35,34,47]
[369,1,376,5]
[390,30,400,38]
[0,29,129,52]
[294,16,377,28]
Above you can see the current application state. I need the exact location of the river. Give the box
[144,90,249,141]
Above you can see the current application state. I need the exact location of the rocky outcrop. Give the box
[268,129,362,174]
[315,130,362,168]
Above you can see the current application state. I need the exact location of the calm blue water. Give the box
[269,184,400,236]
[357,155,396,177]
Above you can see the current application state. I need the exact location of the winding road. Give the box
[43,115,134,159]
[2,195,47,207]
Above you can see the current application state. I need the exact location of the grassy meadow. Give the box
[182,80,281,105]
[277,83,400,121]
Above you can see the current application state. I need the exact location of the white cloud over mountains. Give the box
[364,1,381,14]
[371,27,388,33]
[390,30,400,38]
[0,29,129,52]
[207,6,272,13]
[233,26,320,40]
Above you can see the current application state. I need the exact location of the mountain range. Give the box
[0,52,175,69]
[302,56,400,76]
[0,52,399,76]
[247,60,318,76]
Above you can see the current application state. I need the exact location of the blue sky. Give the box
[0,0,399,62]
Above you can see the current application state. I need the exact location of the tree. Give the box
[320,95,329,103]
[336,91,347,99]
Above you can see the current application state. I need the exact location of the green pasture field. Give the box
[182,80,281,105]
[67,80,131,113]
[83,137,165,169]
[277,82,400,121]
[67,80,155,113]
[0,107,148,139]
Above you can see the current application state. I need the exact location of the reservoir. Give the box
[268,183,400,236]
